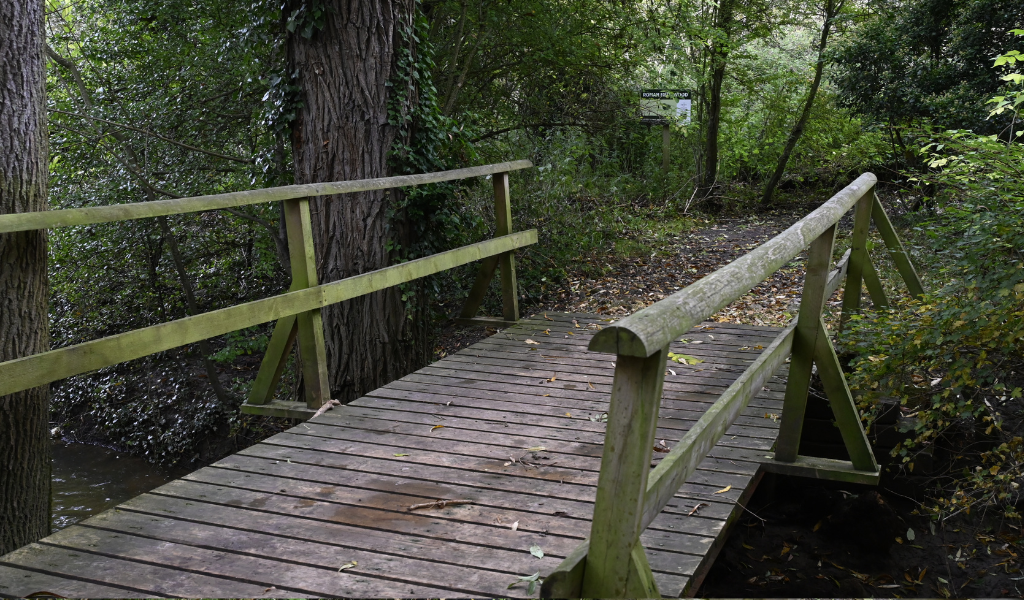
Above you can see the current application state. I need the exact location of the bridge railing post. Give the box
[581,347,666,598]
[458,171,520,326]
[775,218,877,472]
[247,198,331,409]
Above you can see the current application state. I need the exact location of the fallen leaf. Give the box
[507,572,541,595]
[543,329,551,335]
[754,345,764,350]
[525,446,546,452]
[430,425,444,431]
[918,567,927,582]
[813,520,823,532]
[544,313,553,321]
[668,368,677,376]
[312,399,341,419]
[393,453,409,457]
[338,561,357,572]
[895,537,903,544]
[547,374,557,382]
[525,339,540,345]
[689,502,708,516]
[530,545,544,559]
[714,485,732,494]
[907,527,916,541]
[543,394,551,397]
[588,380,595,389]
[565,412,571,417]
[511,521,519,531]
[742,542,755,550]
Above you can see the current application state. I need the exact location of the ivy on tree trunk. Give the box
[287,0,421,402]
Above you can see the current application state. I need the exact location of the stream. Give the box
[51,440,184,532]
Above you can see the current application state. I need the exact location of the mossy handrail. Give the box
[0,161,535,413]
[543,173,926,598]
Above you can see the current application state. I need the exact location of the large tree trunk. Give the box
[760,0,843,207]
[698,0,734,212]
[289,0,419,401]
[0,0,51,555]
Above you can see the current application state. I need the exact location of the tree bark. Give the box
[289,0,419,401]
[0,0,52,555]
[698,0,735,211]
[760,0,844,207]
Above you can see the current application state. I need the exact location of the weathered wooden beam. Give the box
[862,254,890,309]
[589,173,876,357]
[457,255,499,320]
[582,347,667,598]
[283,198,330,408]
[775,224,838,462]
[493,172,520,323]
[641,320,796,528]
[840,193,874,328]
[871,194,925,299]
[0,160,533,233]
[760,454,880,485]
[0,230,537,397]
[826,249,851,299]
[246,314,297,406]
[239,398,316,419]
[813,316,878,471]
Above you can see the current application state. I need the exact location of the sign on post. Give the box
[639,89,692,124]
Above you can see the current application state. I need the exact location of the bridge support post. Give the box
[581,347,666,599]
[458,172,521,326]
[775,222,878,474]
[245,198,331,410]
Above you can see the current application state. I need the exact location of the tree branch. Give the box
[50,108,254,164]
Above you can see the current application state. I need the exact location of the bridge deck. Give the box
[0,313,786,598]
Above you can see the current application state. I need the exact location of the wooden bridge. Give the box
[0,163,924,598]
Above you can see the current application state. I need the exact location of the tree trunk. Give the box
[760,0,843,207]
[0,0,52,555]
[289,0,418,402]
[698,0,735,211]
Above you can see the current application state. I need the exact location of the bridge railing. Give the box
[0,160,535,417]
[542,173,926,598]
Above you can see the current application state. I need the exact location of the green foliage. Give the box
[841,70,1024,517]
[830,0,1024,132]
[209,327,269,364]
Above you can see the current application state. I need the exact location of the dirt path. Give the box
[435,205,822,358]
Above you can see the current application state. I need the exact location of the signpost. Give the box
[640,89,692,174]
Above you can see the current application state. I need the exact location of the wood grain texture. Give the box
[0,160,532,233]
[0,314,786,598]
[0,230,537,397]
[589,174,875,357]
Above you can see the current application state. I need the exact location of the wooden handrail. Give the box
[546,173,932,598]
[587,172,877,358]
[0,160,533,233]
[0,230,536,397]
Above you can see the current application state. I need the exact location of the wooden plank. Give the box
[0,230,537,397]
[73,507,537,597]
[0,563,158,598]
[862,253,890,308]
[871,193,925,298]
[36,524,454,598]
[493,172,519,322]
[283,198,331,408]
[0,542,300,598]
[457,254,499,320]
[582,347,667,597]
[0,160,533,233]
[775,224,837,462]
[812,316,878,471]
[588,173,876,357]
[246,314,297,406]
[760,454,880,484]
